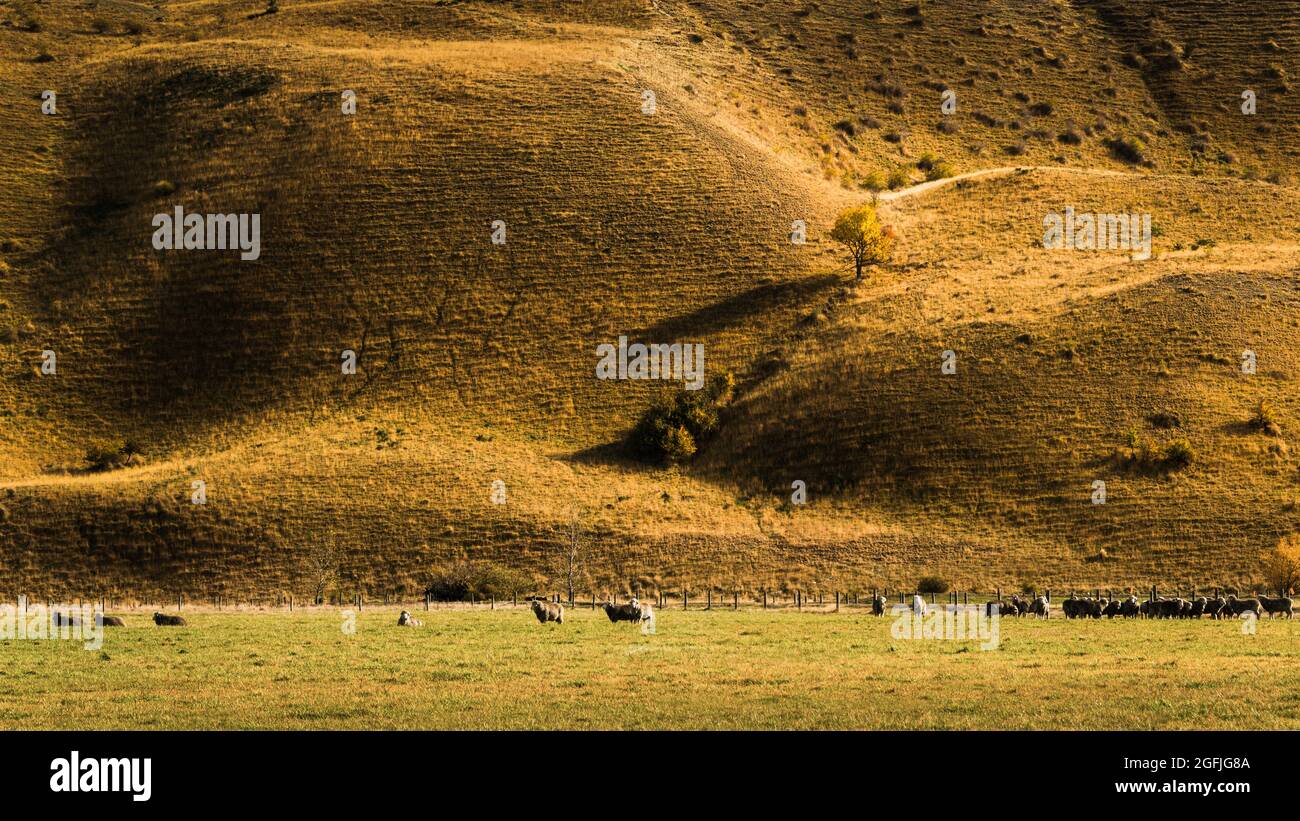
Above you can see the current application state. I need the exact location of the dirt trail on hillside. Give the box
[879,165,1137,203]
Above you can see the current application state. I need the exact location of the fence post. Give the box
[762,590,767,610]
[178,593,183,611]
[707,590,712,610]
[835,591,840,611]
[734,591,738,610]
[797,591,802,611]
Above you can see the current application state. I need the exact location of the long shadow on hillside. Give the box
[632,274,842,342]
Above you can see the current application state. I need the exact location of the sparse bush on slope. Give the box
[84,440,145,472]
[628,373,734,463]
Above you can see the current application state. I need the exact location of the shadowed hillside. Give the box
[1,0,1297,600]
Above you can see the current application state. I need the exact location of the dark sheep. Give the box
[1156,598,1187,619]
[1257,595,1292,619]
[1204,597,1226,619]
[152,612,186,626]
[1188,597,1207,618]
[601,598,655,632]
[52,612,81,628]
[1224,595,1262,618]
[1119,596,1140,618]
[1102,599,1120,618]
[1062,596,1080,618]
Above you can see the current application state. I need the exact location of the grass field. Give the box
[3,606,1297,730]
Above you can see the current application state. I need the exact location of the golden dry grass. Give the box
[1,0,1298,599]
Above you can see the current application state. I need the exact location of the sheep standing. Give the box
[1119,596,1139,618]
[871,595,887,616]
[910,594,926,617]
[531,599,564,625]
[600,598,654,634]
[1257,595,1293,619]
[1204,596,1227,619]
[1224,595,1262,619]
[1029,596,1050,618]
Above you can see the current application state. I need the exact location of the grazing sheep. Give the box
[872,595,887,616]
[1178,599,1194,619]
[1204,596,1227,619]
[98,615,125,627]
[1102,599,1120,618]
[1120,596,1140,618]
[1224,595,1262,618]
[152,612,186,626]
[1257,595,1293,619]
[1138,599,1152,618]
[1009,594,1028,616]
[1029,595,1050,618]
[1188,597,1207,618]
[910,594,926,617]
[1061,596,1080,618]
[397,610,422,627]
[987,600,1017,617]
[531,599,564,625]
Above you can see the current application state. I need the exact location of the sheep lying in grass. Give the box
[98,615,125,627]
[531,599,564,625]
[397,610,422,627]
[152,612,186,626]
[1257,595,1292,619]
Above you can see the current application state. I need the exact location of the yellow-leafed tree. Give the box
[830,204,894,281]
[1262,535,1300,596]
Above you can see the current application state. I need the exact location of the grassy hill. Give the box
[1,0,1298,601]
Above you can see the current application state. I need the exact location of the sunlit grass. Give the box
[1,607,1296,730]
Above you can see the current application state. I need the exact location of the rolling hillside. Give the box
[0,0,1297,600]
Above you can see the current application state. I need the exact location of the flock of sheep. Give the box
[389,596,658,632]
[871,591,1294,620]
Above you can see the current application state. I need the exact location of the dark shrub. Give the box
[627,373,734,463]
[917,576,950,595]
[424,561,528,601]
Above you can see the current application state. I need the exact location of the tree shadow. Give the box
[632,274,842,341]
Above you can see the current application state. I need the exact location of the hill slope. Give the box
[1,0,1298,600]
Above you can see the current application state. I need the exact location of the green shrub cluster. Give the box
[627,372,734,463]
